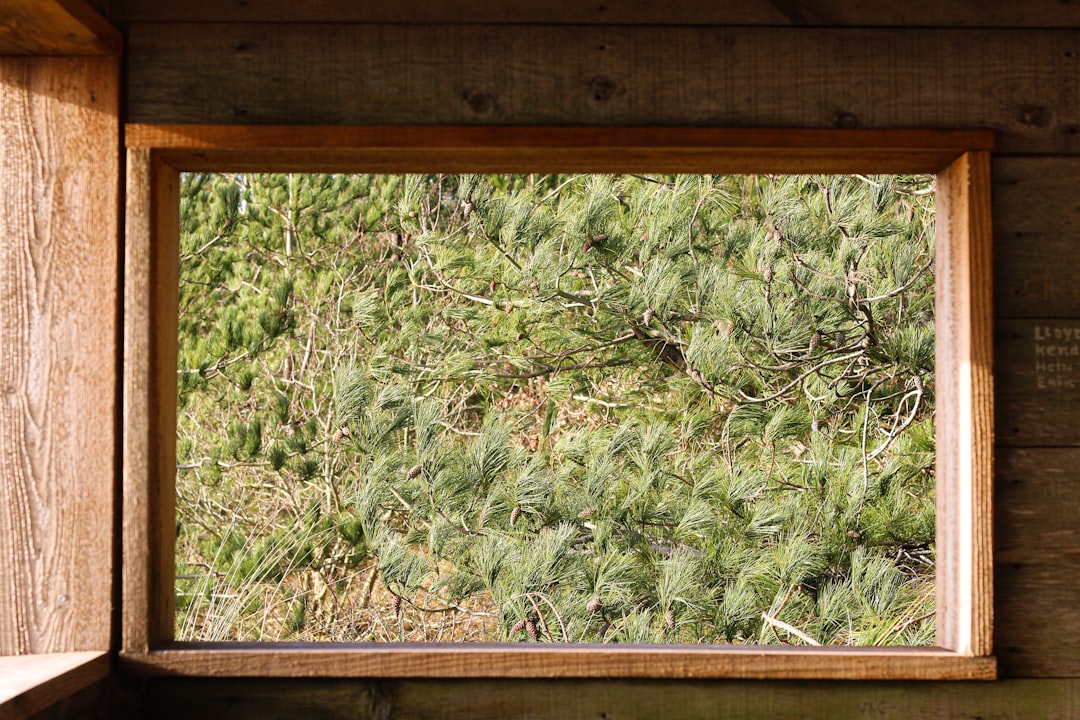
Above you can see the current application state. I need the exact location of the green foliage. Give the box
[176,172,935,645]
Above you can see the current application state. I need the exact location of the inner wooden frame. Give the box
[121,126,995,681]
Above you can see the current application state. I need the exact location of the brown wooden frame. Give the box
[121,126,995,680]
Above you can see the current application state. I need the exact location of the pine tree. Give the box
[176,172,936,646]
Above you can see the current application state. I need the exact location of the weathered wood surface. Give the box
[0,652,108,720]
[0,56,119,655]
[0,0,121,55]
[120,644,995,681]
[995,319,1080,447]
[123,152,180,654]
[125,24,1080,155]
[995,448,1080,677]
[123,124,991,174]
[142,677,1080,720]
[935,151,994,656]
[993,156,1080,318]
[109,0,1080,28]
[988,157,1080,443]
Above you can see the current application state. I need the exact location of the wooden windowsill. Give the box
[0,652,109,720]
[120,643,995,681]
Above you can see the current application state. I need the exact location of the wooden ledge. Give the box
[120,644,996,681]
[0,1,121,55]
[0,652,109,720]
[124,126,994,174]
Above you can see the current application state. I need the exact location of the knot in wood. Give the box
[588,76,624,103]
[834,111,861,129]
[1019,105,1052,128]
[463,89,497,115]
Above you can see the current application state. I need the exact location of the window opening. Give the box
[175,172,937,647]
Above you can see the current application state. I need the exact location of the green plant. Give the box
[176,172,935,645]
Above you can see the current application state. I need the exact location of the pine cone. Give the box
[587,596,603,615]
[406,463,422,480]
[526,618,540,642]
[809,332,821,353]
[390,594,402,617]
[510,505,522,527]
[577,506,595,519]
[509,618,528,636]
[643,307,655,325]
[665,608,676,630]
[762,266,774,283]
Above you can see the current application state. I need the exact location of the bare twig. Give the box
[761,612,821,646]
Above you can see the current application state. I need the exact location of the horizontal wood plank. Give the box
[120,644,995,681]
[126,125,994,152]
[125,24,1080,155]
[0,0,121,55]
[109,0,1080,28]
[0,56,120,655]
[996,563,1080,678]
[993,156,1080,318]
[995,447,1080,677]
[126,125,991,173]
[141,676,1080,720]
[995,318,1080,447]
[996,448,1080,561]
[0,652,108,720]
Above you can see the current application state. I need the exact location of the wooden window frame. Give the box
[120,126,995,681]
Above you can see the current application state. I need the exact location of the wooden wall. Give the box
[7,1,1080,717]
[113,6,1080,713]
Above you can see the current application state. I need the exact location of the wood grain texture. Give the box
[0,56,119,655]
[108,0,1080,28]
[996,564,1080,678]
[141,676,1080,720]
[126,124,994,152]
[934,152,994,656]
[120,644,994,681]
[995,318,1080,447]
[13,681,108,720]
[0,0,121,55]
[123,152,180,653]
[993,156,1080,319]
[995,448,1080,676]
[124,125,990,173]
[0,652,108,720]
[120,134,994,681]
[125,24,1080,154]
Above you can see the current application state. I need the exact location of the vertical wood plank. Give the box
[0,56,119,655]
[123,152,179,652]
[935,151,994,657]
